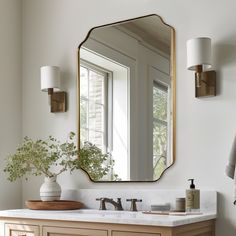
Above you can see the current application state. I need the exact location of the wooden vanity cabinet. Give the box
[111,231,161,236]
[42,226,107,236]
[5,223,39,236]
[2,218,215,236]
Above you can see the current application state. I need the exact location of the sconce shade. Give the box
[40,66,60,92]
[187,37,212,71]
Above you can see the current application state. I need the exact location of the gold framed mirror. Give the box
[77,14,176,182]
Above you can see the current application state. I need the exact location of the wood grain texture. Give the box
[172,220,215,236]
[25,201,84,210]
[2,218,215,236]
[42,226,107,236]
[5,223,39,236]
[112,231,161,236]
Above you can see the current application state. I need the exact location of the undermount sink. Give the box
[75,209,138,216]
[9,209,140,218]
[9,209,138,217]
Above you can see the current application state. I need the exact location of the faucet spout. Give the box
[104,198,123,211]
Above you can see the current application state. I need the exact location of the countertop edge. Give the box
[0,210,217,227]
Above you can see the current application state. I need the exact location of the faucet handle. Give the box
[116,198,123,211]
[96,198,106,210]
[126,199,142,211]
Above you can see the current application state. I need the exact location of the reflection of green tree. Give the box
[153,85,168,180]
[80,99,87,128]
[153,86,167,121]
[80,99,88,145]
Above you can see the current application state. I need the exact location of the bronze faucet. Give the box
[126,199,142,211]
[96,198,123,211]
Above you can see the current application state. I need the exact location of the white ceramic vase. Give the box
[40,176,61,201]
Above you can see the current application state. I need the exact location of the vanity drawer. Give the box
[42,226,107,236]
[5,223,39,236]
[112,231,161,236]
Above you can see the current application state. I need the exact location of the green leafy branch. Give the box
[4,132,113,182]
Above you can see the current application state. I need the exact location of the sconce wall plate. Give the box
[50,91,67,113]
[195,71,216,98]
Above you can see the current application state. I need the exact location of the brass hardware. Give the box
[195,71,216,98]
[195,65,203,88]
[48,88,53,95]
[171,25,176,174]
[50,91,67,113]
[126,199,142,211]
[196,65,203,73]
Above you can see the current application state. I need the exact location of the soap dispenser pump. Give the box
[189,179,195,189]
[186,179,200,212]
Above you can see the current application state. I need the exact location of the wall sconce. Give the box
[187,37,216,98]
[40,66,67,112]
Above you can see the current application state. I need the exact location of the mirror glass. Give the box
[78,14,175,182]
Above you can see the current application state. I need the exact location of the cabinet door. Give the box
[5,224,39,236]
[112,231,161,236]
[42,226,107,236]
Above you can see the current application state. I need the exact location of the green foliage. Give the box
[153,156,166,180]
[153,85,168,179]
[79,142,112,181]
[4,132,111,182]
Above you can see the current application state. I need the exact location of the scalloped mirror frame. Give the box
[77,14,176,182]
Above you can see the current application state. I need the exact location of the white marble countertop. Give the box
[0,209,217,227]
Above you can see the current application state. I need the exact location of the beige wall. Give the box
[21,0,236,235]
[0,0,22,209]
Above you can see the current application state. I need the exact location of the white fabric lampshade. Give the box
[187,37,212,71]
[40,66,60,92]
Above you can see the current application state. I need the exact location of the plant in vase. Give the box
[4,132,112,201]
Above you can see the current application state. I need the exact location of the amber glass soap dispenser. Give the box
[186,179,200,212]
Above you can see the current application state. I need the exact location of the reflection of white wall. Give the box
[80,48,129,180]
[112,69,129,179]
[112,68,128,179]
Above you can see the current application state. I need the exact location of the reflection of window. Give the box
[153,81,169,180]
[80,62,110,152]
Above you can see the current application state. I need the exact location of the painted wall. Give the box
[21,0,236,235]
[0,0,22,209]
